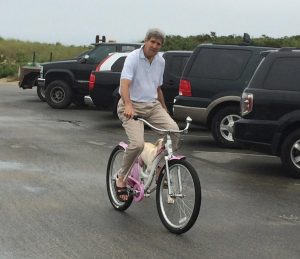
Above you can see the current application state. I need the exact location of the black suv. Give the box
[38,42,141,109]
[234,48,300,178]
[173,44,274,148]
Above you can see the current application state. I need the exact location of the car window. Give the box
[111,56,127,72]
[263,57,300,91]
[189,48,252,80]
[169,56,190,76]
[121,45,138,52]
[88,45,117,64]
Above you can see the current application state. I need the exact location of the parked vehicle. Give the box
[162,51,192,113]
[87,52,130,108]
[18,65,42,99]
[88,51,192,114]
[173,43,275,148]
[18,48,94,101]
[37,42,141,109]
[234,48,300,178]
[95,52,128,72]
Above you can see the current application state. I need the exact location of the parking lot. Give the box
[0,83,299,259]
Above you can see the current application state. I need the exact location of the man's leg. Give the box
[119,118,144,179]
[116,100,145,200]
[148,101,180,151]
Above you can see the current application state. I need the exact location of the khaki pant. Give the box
[117,99,179,179]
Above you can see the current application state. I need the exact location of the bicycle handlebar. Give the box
[133,115,192,134]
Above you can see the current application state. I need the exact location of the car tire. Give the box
[45,80,73,109]
[37,85,46,102]
[211,105,241,148]
[281,129,300,178]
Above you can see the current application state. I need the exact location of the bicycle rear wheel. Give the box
[106,145,133,211]
[156,159,201,234]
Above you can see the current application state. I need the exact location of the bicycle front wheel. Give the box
[156,159,201,234]
[106,145,133,211]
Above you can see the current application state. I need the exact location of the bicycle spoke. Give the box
[176,198,193,221]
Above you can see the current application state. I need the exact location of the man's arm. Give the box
[120,79,135,119]
[157,86,168,112]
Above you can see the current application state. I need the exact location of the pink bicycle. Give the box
[106,116,201,234]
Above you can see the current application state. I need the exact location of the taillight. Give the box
[241,92,253,116]
[89,73,95,91]
[179,79,192,96]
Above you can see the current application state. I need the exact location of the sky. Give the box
[0,0,299,46]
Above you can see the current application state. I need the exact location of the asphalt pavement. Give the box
[0,83,299,259]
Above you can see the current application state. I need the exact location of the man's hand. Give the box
[124,102,135,119]
[157,86,169,114]
[120,79,134,119]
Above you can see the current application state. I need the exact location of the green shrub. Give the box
[1,34,300,79]
[0,38,90,78]
[0,64,18,78]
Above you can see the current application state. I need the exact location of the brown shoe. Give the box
[115,176,129,202]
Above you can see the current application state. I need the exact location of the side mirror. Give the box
[79,54,89,63]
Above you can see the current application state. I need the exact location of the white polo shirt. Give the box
[120,46,165,102]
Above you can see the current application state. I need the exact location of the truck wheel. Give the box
[211,106,241,148]
[281,129,300,178]
[45,80,73,109]
[37,85,46,102]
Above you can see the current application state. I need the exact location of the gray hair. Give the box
[145,28,165,44]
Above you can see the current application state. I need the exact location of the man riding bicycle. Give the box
[116,28,179,201]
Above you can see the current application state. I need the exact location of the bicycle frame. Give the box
[107,116,201,234]
[119,116,191,202]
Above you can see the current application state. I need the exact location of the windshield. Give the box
[87,45,117,64]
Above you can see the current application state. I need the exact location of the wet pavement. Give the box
[0,83,299,258]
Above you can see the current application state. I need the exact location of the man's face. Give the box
[143,37,163,59]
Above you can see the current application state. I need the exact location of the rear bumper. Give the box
[234,119,279,154]
[84,95,94,106]
[173,104,207,124]
[19,82,33,89]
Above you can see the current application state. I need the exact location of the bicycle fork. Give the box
[164,135,184,200]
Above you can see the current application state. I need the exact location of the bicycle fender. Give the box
[169,155,185,161]
[119,142,128,150]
